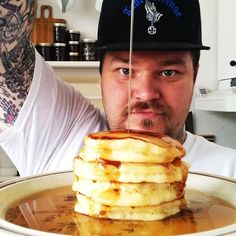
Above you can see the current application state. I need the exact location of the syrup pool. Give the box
[5,186,236,235]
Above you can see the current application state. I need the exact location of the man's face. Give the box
[101,51,197,142]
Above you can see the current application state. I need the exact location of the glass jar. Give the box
[35,43,53,61]
[53,43,68,61]
[68,41,80,53]
[54,23,67,43]
[67,30,80,41]
[80,39,97,61]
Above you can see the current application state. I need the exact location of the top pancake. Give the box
[79,130,186,163]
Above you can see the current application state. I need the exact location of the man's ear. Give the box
[194,64,200,84]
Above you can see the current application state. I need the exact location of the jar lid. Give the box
[38,43,53,46]
[81,39,97,43]
[53,43,67,47]
[69,41,80,45]
[54,23,67,27]
[69,52,79,56]
[68,29,80,34]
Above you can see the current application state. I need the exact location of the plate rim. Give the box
[0,171,235,189]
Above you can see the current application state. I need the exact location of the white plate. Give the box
[0,171,235,236]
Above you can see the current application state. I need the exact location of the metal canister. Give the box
[53,43,68,61]
[80,39,97,61]
[54,23,67,43]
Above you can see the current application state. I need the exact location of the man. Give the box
[0,0,236,178]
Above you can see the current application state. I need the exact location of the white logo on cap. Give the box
[145,0,163,35]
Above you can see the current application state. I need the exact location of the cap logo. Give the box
[123,0,145,17]
[145,0,163,35]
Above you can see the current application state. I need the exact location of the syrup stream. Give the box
[127,0,135,131]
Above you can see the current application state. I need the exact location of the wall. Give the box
[38,0,236,149]
[37,0,100,40]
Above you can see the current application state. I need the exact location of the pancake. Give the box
[79,130,185,163]
[75,193,187,221]
[73,178,185,206]
[73,157,188,183]
[73,130,188,221]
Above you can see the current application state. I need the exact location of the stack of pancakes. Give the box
[73,130,188,221]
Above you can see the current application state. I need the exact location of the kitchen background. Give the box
[0,0,236,179]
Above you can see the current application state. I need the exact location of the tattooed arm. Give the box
[0,0,37,131]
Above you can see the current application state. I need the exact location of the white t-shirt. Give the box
[0,51,236,179]
[0,51,107,176]
[183,131,236,179]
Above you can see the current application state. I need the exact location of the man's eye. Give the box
[161,70,176,77]
[119,68,130,76]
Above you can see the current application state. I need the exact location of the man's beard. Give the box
[107,100,186,143]
[119,100,171,130]
[141,119,155,129]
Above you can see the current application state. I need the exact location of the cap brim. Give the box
[97,42,210,53]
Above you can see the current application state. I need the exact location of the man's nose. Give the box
[131,72,161,101]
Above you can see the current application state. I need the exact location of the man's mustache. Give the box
[121,100,170,116]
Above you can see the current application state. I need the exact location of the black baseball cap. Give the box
[97,0,210,53]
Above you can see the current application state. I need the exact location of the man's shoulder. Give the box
[183,132,236,178]
[184,131,236,157]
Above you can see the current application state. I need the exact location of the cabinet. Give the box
[48,61,103,111]
[0,146,18,182]
[195,0,236,112]
[218,0,236,81]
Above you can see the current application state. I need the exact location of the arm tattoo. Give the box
[0,0,37,129]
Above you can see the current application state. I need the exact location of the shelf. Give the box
[47,61,100,82]
[48,61,100,68]
[195,88,236,112]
